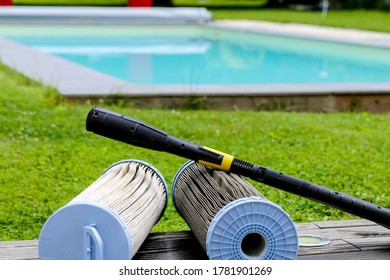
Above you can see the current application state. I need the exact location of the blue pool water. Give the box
[5,26,390,85]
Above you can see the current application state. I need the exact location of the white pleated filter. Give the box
[70,160,167,257]
[38,159,167,260]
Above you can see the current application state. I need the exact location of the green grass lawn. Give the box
[1,62,389,241]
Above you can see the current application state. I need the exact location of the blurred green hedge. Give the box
[331,0,390,9]
[267,0,390,10]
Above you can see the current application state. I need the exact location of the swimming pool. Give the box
[1,15,390,112]
[3,24,390,86]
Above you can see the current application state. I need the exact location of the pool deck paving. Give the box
[0,7,390,111]
[213,20,390,49]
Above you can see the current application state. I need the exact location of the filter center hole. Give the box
[241,232,267,259]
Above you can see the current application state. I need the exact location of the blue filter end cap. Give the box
[206,197,298,260]
[38,202,132,260]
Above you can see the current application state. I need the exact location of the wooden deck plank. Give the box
[134,231,207,260]
[312,219,378,229]
[299,250,390,260]
[0,240,39,260]
[0,219,389,260]
[297,240,359,256]
[297,223,390,240]
[346,236,390,251]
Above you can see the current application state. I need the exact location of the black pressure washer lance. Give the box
[86,106,390,229]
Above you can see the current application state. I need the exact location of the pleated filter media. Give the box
[38,159,168,260]
[172,161,299,260]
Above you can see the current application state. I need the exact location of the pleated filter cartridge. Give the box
[172,161,299,260]
[38,159,168,260]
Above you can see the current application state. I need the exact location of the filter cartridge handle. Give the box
[83,225,104,260]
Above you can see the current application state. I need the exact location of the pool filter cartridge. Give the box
[172,161,299,260]
[38,159,168,260]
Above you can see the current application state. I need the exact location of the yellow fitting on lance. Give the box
[198,146,234,171]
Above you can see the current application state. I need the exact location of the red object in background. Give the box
[128,0,153,6]
[0,0,12,5]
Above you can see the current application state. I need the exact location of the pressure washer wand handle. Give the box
[86,106,229,166]
[86,106,390,228]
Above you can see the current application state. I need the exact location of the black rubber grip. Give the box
[86,106,224,165]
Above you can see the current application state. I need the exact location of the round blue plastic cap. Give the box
[206,197,299,260]
[39,202,132,260]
